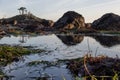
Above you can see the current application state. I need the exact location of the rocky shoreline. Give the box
[0,11,120,35]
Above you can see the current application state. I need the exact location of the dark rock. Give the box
[0,27,6,35]
[53,11,85,30]
[12,57,19,62]
[0,31,6,35]
[42,20,54,27]
[23,24,42,32]
[85,23,91,28]
[0,14,54,32]
[92,13,120,31]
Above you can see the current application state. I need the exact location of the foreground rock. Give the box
[92,13,120,31]
[67,55,120,78]
[53,11,85,32]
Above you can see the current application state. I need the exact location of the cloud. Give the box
[0,11,7,18]
[0,0,120,22]
[18,0,28,6]
[84,0,120,8]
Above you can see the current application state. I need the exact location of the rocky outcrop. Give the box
[0,14,54,32]
[0,14,54,27]
[53,11,85,30]
[0,28,6,35]
[92,13,120,31]
[85,23,91,28]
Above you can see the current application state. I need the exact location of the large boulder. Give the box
[92,13,120,31]
[53,11,85,30]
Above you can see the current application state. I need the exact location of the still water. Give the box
[0,34,120,80]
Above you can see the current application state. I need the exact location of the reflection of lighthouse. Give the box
[19,35,28,43]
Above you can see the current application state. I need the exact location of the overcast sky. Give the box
[0,0,120,22]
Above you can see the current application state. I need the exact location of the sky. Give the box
[0,0,120,22]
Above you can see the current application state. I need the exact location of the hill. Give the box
[92,13,120,31]
[53,11,85,30]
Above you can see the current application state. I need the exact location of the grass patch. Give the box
[0,45,45,64]
[67,54,120,79]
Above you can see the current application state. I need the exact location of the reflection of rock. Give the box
[53,11,85,30]
[91,35,120,47]
[57,35,84,45]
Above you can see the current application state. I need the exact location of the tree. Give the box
[18,7,26,15]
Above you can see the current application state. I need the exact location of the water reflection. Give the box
[91,35,120,47]
[1,34,120,48]
[0,68,14,80]
[0,34,120,48]
[56,35,84,46]
[0,34,120,80]
[56,34,120,47]
[18,35,31,43]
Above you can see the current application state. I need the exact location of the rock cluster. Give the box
[0,11,120,34]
